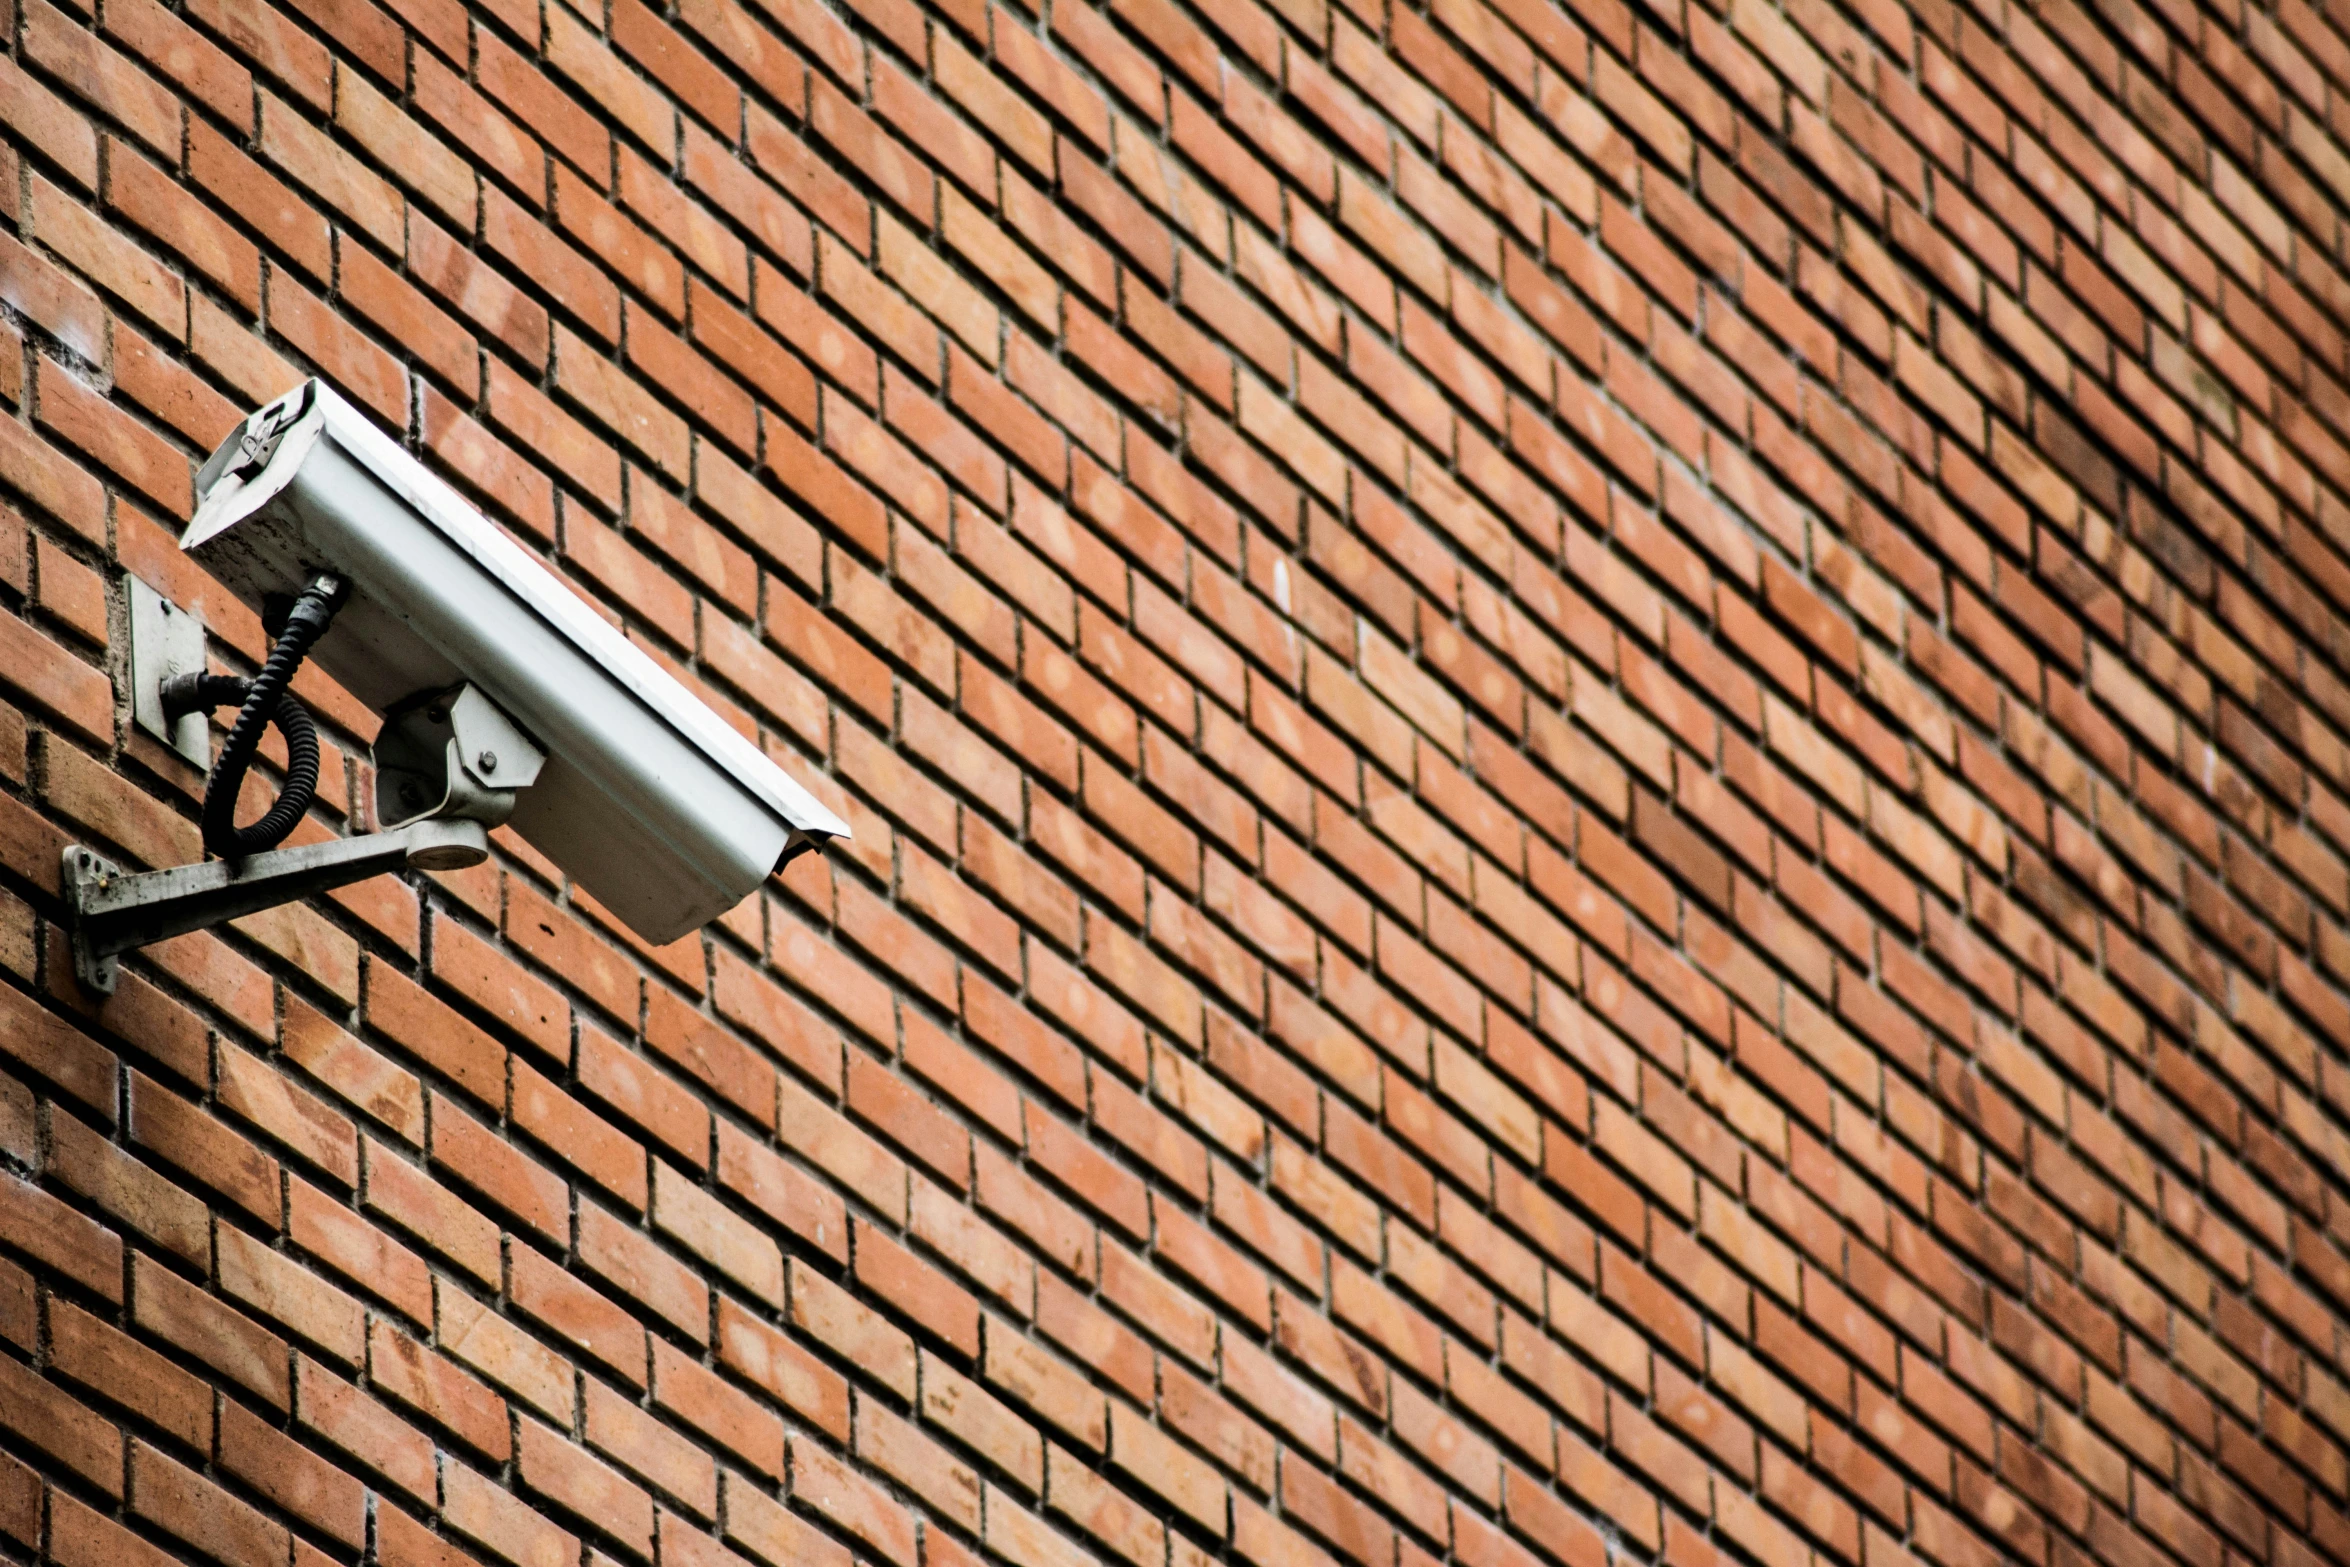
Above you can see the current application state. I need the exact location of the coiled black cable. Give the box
[166,574,347,859]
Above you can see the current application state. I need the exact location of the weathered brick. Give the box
[132,1438,291,1566]
[791,1434,917,1566]
[652,1342,781,1487]
[371,1317,510,1461]
[444,1457,579,1567]
[220,1397,365,1546]
[46,1294,204,1451]
[128,1074,278,1227]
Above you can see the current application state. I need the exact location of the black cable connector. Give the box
[165,573,348,859]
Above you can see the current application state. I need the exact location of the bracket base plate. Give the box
[127,577,208,768]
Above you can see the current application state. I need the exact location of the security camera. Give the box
[66,379,847,991]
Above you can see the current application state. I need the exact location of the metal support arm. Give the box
[64,819,489,995]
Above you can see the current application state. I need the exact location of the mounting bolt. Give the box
[476,750,498,775]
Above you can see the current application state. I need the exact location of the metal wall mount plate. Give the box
[126,577,208,767]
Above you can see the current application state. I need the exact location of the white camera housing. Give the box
[177,380,847,944]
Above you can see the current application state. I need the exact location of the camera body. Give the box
[180,380,847,944]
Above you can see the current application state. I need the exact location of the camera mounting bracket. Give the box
[64,818,490,996]
[64,674,545,995]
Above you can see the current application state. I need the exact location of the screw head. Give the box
[476,750,498,775]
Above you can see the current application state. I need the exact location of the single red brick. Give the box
[435,1280,574,1428]
[0,935,111,1099]
[856,1399,982,1533]
[845,1047,972,1191]
[661,1328,789,1476]
[424,914,567,1063]
[350,1129,497,1288]
[909,1175,1034,1317]
[633,311,761,459]
[780,1252,910,1402]
[791,1432,918,1567]
[275,994,419,1139]
[213,1223,367,1374]
[34,351,190,514]
[510,1240,648,1388]
[902,847,1026,987]
[510,1057,646,1211]
[696,1113,833,1255]
[50,1490,181,1567]
[0,1154,124,1302]
[971,1143,1092,1286]
[284,1176,430,1333]
[132,1437,292,1566]
[635,991,765,1133]
[131,1253,288,1409]
[0,1445,31,1551]
[211,1038,357,1192]
[0,1342,120,1496]
[444,1456,581,1567]
[219,1397,365,1548]
[648,1161,780,1308]
[516,1415,656,1557]
[834,870,961,1012]
[719,1476,846,1567]
[377,1506,490,1567]
[363,949,504,1102]
[854,1217,981,1356]
[579,1377,716,1522]
[574,1201,708,1346]
[108,135,260,306]
[47,1294,208,1452]
[710,941,847,1089]
[123,1073,278,1228]
[422,1093,566,1248]
[371,1317,510,1461]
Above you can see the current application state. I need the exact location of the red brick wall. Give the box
[1,0,2348,1559]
